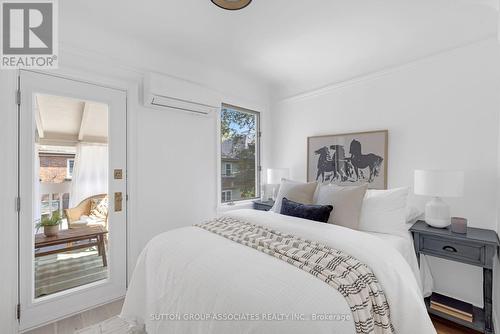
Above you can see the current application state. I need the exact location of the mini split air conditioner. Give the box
[143,73,220,116]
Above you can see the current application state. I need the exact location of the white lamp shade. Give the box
[267,168,290,185]
[414,170,464,198]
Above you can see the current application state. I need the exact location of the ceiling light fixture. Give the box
[211,0,252,11]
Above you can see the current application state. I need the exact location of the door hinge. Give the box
[258,131,262,138]
[16,303,20,320]
[15,196,20,212]
[16,89,21,106]
[258,166,262,172]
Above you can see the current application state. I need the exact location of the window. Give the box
[221,190,232,202]
[66,158,75,179]
[220,104,260,204]
[224,163,232,177]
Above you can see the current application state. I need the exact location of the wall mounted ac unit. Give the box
[143,73,220,116]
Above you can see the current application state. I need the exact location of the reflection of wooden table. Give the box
[35,225,108,267]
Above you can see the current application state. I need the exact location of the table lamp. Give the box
[414,170,464,228]
[267,168,290,200]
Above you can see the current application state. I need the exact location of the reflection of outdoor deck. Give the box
[34,226,108,298]
[35,248,108,298]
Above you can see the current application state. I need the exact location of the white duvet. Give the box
[364,230,434,298]
[121,210,436,334]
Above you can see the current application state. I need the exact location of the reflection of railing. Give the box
[40,182,71,217]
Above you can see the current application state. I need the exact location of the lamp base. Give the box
[425,197,451,228]
[271,186,278,201]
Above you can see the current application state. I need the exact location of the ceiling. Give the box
[60,0,499,98]
[36,94,108,144]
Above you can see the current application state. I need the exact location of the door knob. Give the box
[114,192,123,212]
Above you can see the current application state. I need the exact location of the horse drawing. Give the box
[314,146,337,182]
[328,145,351,182]
[348,139,383,183]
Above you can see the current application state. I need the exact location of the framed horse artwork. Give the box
[307,130,388,189]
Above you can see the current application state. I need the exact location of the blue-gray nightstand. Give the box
[410,220,499,334]
[252,199,274,211]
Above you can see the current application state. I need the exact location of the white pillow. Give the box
[314,184,368,229]
[358,187,409,236]
[271,179,318,213]
[79,215,98,224]
[406,205,423,225]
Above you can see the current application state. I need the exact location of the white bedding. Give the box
[364,231,433,297]
[121,210,436,334]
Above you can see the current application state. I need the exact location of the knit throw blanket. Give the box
[195,216,394,334]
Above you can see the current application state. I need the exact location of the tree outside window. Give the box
[220,105,260,203]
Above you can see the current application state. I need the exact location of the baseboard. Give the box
[19,296,125,333]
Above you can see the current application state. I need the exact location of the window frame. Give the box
[218,103,261,206]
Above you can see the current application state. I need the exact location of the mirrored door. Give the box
[18,71,127,331]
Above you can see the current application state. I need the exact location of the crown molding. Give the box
[275,34,498,104]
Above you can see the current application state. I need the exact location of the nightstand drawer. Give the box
[420,236,484,265]
[253,200,274,211]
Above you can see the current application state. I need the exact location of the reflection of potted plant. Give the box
[36,211,62,237]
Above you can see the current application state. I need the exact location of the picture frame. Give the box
[307,130,388,189]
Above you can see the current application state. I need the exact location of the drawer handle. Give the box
[442,246,457,253]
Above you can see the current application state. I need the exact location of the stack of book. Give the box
[430,293,473,323]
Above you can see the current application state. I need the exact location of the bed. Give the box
[120,209,436,334]
[364,230,434,299]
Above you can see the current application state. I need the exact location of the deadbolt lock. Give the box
[114,169,123,180]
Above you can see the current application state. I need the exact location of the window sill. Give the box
[217,199,255,213]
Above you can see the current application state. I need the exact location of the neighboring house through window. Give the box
[224,163,232,177]
[220,104,260,204]
[221,190,232,202]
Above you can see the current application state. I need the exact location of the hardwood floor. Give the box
[432,316,482,334]
[24,299,123,334]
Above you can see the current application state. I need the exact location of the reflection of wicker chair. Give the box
[64,194,108,229]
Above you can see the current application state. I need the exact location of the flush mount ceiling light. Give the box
[211,0,252,10]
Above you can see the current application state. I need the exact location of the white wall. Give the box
[270,39,500,308]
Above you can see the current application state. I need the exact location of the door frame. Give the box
[16,69,130,331]
[0,70,21,334]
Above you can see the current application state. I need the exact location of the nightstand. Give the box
[410,220,499,334]
[252,199,274,211]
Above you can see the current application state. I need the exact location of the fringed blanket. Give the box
[196,216,394,334]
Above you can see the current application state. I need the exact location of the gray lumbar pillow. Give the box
[270,179,319,214]
[314,184,368,230]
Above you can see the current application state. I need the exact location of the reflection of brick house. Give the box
[39,153,74,216]
[39,153,75,183]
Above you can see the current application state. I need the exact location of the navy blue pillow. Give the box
[280,197,333,223]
